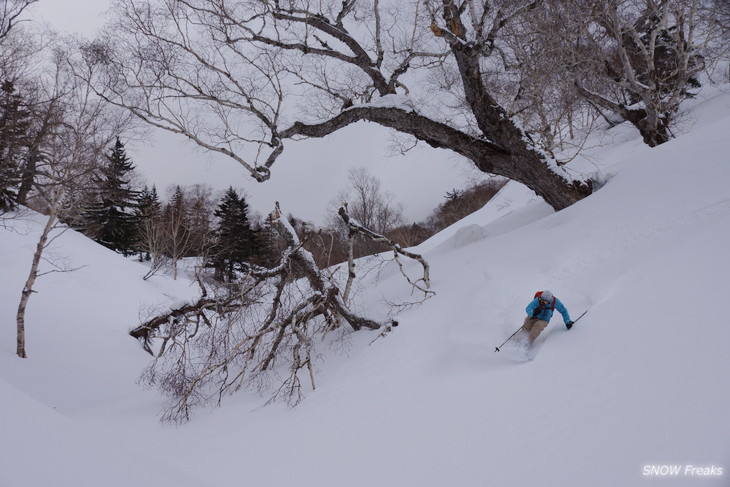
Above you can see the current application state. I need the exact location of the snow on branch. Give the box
[338,204,433,297]
[131,203,388,422]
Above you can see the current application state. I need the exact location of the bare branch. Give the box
[131,201,398,421]
[338,204,433,297]
[0,0,37,40]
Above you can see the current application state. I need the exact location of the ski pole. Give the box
[571,310,588,325]
[494,325,523,352]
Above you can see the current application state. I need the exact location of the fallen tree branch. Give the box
[132,203,387,422]
[338,205,433,297]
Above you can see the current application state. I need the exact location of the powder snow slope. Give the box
[1,85,730,487]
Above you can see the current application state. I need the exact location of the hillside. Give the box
[1,85,729,487]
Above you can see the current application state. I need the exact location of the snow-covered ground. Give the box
[1,85,730,487]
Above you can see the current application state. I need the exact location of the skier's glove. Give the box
[566,321,574,330]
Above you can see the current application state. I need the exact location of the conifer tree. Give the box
[138,185,161,218]
[211,187,258,282]
[79,137,140,255]
[0,80,30,211]
[258,213,282,268]
[137,184,162,262]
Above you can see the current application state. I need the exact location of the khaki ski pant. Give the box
[522,317,548,344]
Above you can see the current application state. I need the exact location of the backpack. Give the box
[534,291,556,310]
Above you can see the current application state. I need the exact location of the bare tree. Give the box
[131,202,420,422]
[0,19,56,211]
[484,4,601,156]
[162,185,194,280]
[0,1,45,91]
[337,167,405,234]
[138,186,168,279]
[85,0,593,211]
[17,84,63,205]
[327,166,405,258]
[136,184,216,280]
[186,183,216,254]
[0,0,37,41]
[337,203,433,310]
[16,160,86,358]
[16,47,131,358]
[561,0,710,146]
[705,0,730,82]
[139,213,169,279]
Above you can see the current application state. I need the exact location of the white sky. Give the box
[28,0,111,38]
[27,0,483,225]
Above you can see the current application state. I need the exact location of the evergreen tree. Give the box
[136,185,162,261]
[138,185,161,222]
[258,213,282,268]
[211,187,258,282]
[0,80,30,211]
[79,138,140,255]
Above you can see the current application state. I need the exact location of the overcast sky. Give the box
[26,0,484,225]
[29,0,110,38]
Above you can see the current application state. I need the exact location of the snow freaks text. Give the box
[642,465,723,477]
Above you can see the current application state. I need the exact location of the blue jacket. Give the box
[526,297,571,324]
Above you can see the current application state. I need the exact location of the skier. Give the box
[521,290,573,346]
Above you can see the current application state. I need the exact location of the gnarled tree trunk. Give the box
[86,0,593,212]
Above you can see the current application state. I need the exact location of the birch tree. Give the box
[16,48,131,358]
[561,0,709,146]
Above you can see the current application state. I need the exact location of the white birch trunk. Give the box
[16,205,59,358]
